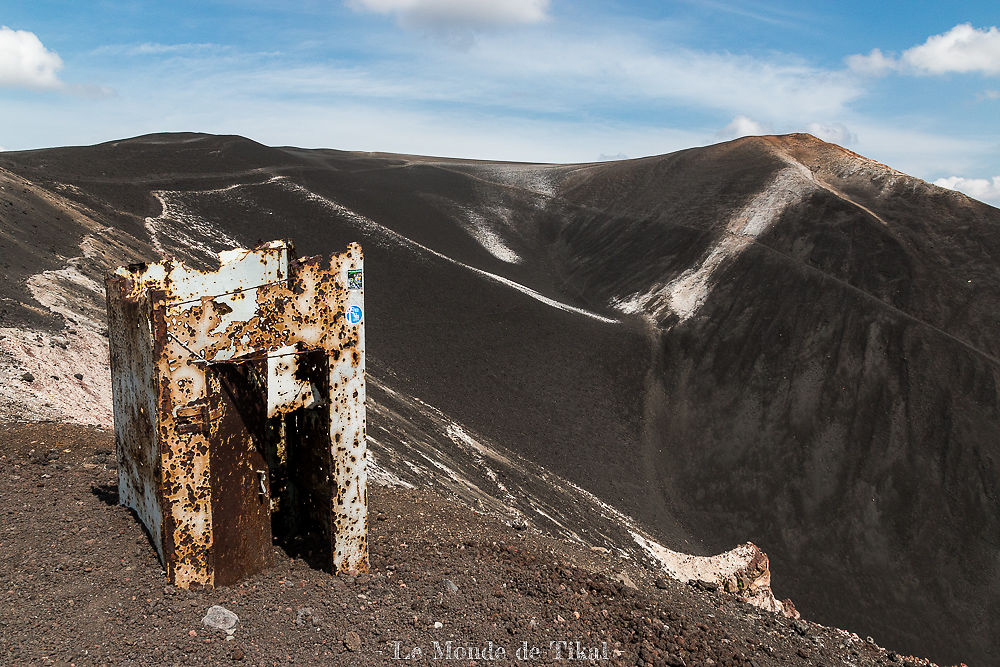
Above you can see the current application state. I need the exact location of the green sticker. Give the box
[347,269,363,290]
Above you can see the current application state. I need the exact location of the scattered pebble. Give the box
[202,605,239,633]
[294,607,320,628]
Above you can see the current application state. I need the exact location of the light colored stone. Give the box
[202,605,239,632]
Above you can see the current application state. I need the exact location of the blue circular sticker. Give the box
[346,305,363,324]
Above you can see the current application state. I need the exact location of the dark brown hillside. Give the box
[541,134,1000,664]
[0,132,996,664]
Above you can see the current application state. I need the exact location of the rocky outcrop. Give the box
[630,532,798,618]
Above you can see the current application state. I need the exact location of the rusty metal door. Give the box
[208,363,274,586]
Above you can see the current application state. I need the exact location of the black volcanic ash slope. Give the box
[543,134,1000,666]
[1,132,997,665]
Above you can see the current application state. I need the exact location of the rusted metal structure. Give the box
[105,240,367,588]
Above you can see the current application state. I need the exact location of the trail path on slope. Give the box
[272,178,620,325]
[749,235,1000,368]
[435,158,999,369]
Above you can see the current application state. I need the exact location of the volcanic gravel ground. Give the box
[0,422,950,667]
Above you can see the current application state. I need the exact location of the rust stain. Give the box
[106,240,368,588]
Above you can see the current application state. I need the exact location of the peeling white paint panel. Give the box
[166,243,289,306]
[267,346,318,417]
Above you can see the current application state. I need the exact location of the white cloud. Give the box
[0,26,63,89]
[933,175,1000,206]
[347,0,549,30]
[981,89,1000,99]
[847,24,1000,77]
[846,48,897,76]
[805,121,856,146]
[685,0,808,29]
[903,24,1000,75]
[468,34,862,121]
[93,42,224,57]
[717,115,770,139]
[208,32,861,124]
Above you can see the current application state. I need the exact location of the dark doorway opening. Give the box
[269,351,333,572]
[207,350,334,584]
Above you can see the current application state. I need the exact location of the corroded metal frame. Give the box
[106,240,367,588]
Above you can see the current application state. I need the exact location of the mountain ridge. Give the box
[0,132,997,664]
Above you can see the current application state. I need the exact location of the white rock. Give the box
[202,605,239,632]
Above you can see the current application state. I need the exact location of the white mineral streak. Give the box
[612,164,813,322]
[461,207,522,264]
[275,178,618,324]
[465,163,559,198]
[144,189,241,264]
[0,174,131,425]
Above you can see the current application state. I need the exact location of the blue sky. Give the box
[2,1,999,204]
